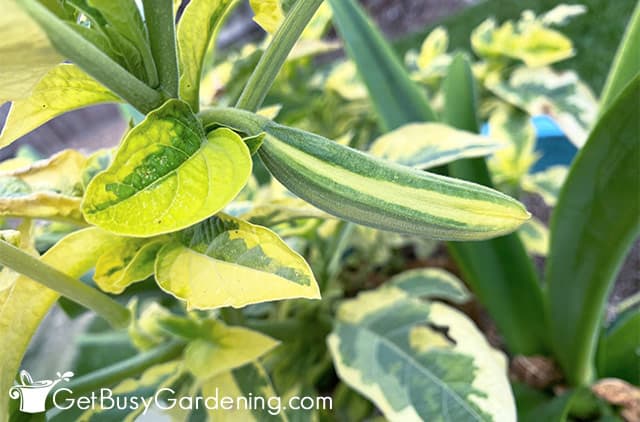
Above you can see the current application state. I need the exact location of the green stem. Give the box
[50,339,185,400]
[21,0,163,114]
[235,0,324,111]
[0,241,130,328]
[143,0,180,98]
[198,106,266,134]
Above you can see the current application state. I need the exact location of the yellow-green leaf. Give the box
[0,228,123,420]
[369,123,503,169]
[0,149,87,223]
[184,320,279,380]
[250,0,285,33]
[522,165,568,206]
[0,64,120,148]
[94,237,167,294]
[0,1,61,101]
[388,268,470,304]
[328,286,516,422]
[203,363,287,422]
[417,26,448,69]
[82,100,252,237]
[177,0,236,110]
[155,213,320,309]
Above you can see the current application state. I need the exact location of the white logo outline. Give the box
[9,370,74,414]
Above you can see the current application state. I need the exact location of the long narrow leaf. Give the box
[328,0,436,130]
[546,76,640,385]
[444,55,548,354]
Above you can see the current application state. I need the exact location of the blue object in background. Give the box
[482,115,578,173]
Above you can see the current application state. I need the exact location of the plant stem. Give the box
[0,241,130,328]
[143,0,180,98]
[51,339,185,399]
[20,0,163,114]
[235,0,324,111]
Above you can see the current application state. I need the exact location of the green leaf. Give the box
[94,237,167,294]
[443,54,548,355]
[177,0,237,111]
[0,64,120,148]
[155,213,320,309]
[87,0,158,86]
[546,76,640,385]
[184,320,278,380]
[368,123,503,170]
[0,228,123,420]
[82,100,251,237]
[522,166,568,207]
[328,286,516,421]
[0,0,61,101]
[487,67,597,147]
[596,308,640,385]
[17,0,163,113]
[486,104,537,187]
[327,0,436,131]
[599,4,640,113]
[387,268,471,304]
[202,363,287,422]
[516,387,576,422]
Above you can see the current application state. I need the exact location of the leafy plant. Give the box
[0,0,637,421]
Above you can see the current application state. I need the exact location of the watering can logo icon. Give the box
[9,370,74,414]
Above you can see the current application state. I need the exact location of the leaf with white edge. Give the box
[203,363,287,422]
[487,67,597,147]
[388,268,470,304]
[0,228,125,419]
[250,0,285,33]
[94,237,167,294]
[541,4,587,26]
[522,166,569,207]
[518,217,549,256]
[238,197,330,227]
[184,320,279,380]
[177,0,236,111]
[155,213,320,309]
[82,100,251,237]
[328,286,516,422]
[0,64,120,148]
[368,123,503,170]
[0,0,61,101]
[487,104,537,186]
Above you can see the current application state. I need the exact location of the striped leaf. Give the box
[328,285,516,422]
[369,123,503,170]
[154,213,320,309]
[82,100,251,237]
[257,120,530,241]
[0,64,120,148]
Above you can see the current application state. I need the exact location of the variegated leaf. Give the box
[487,104,538,186]
[522,165,569,206]
[369,123,503,169]
[417,26,449,70]
[388,268,470,304]
[328,286,516,422]
[250,0,285,33]
[94,237,167,294]
[202,363,287,422]
[0,64,120,147]
[155,213,320,309]
[487,67,597,147]
[82,100,252,237]
[184,320,278,380]
[518,217,549,256]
